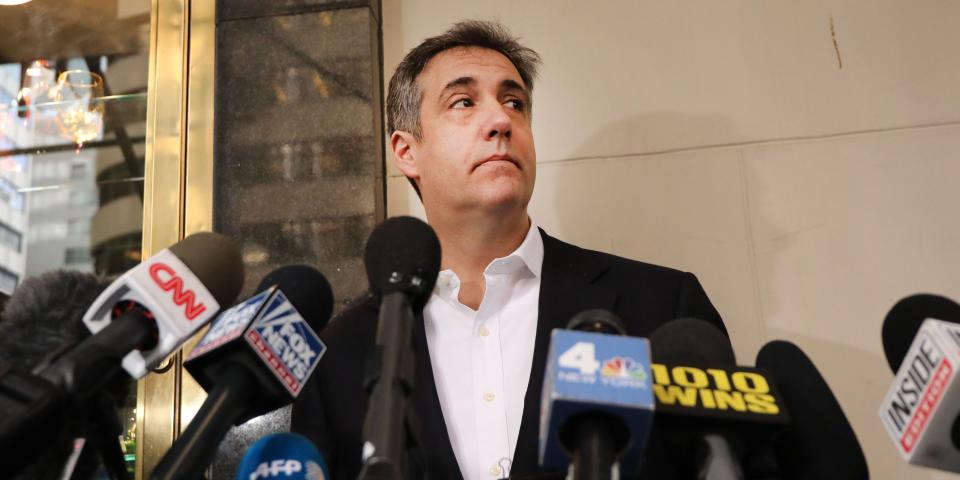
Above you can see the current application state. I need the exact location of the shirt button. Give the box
[479,326,490,337]
[490,464,502,476]
[483,392,495,402]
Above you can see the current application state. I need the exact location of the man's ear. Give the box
[391,131,419,180]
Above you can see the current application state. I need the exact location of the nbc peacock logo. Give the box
[601,356,648,381]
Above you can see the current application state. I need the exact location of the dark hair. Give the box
[387,20,541,138]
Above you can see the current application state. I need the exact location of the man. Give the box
[292,20,726,480]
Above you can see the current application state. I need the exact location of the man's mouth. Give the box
[475,154,518,171]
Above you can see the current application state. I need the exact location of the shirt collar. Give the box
[481,218,543,277]
[509,218,543,278]
[433,219,544,294]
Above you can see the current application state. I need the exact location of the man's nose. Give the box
[484,104,512,141]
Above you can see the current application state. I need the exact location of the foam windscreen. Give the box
[363,216,441,312]
[650,317,735,365]
[756,340,868,480]
[566,308,626,335]
[168,231,244,307]
[882,293,960,372]
[256,264,334,332]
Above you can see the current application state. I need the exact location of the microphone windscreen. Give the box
[255,265,334,332]
[650,317,736,365]
[566,308,626,335]
[756,340,868,480]
[0,270,119,480]
[0,270,112,370]
[882,293,960,372]
[363,216,441,311]
[168,231,244,307]
[235,432,330,480]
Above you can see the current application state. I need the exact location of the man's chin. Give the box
[477,187,531,213]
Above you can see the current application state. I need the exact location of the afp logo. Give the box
[247,459,327,480]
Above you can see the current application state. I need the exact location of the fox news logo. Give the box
[246,291,325,395]
[190,290,271,359]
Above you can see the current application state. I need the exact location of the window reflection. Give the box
[0,0,151,474]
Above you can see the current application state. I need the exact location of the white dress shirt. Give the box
[423,221,543,480]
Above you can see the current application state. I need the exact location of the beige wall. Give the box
[382,1,960,478]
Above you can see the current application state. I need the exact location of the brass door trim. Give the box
[179,0,217,467]
[138,0,215,478]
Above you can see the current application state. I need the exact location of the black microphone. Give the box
[756,340,868,480]
[34,231,243,400]
[0,270,122,480]
[650,318,789,480]
[359,216,440,480]
[0,232,243,478]
[881,293,960,372]
[151,264,333,480]
[0,232,244,477]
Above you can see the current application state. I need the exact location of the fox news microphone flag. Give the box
[539,309,655,478]
[151,265,332,480]
[880,293,960,473]
[236,433,330,480]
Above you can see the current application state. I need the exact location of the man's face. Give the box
[395,46,536,216]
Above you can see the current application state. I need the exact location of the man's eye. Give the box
[452,98,474,108]
[505,99,525,111]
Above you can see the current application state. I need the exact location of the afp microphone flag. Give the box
[237,433,330,480]
[539,329,654,473]
[880,318,960,472]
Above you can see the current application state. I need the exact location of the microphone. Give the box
[79,231,244,379]
[151,265,333,480]
[538,309,655,480]
[881,293,960,371]
[1,231,243,478]
[359,216,440,480]
[757,340,868,480]
[235,433,330,480]
[879,293,960,473]
[0,271,122,479]
[649,318,789,480]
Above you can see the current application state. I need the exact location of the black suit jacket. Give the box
[291,230,727,479]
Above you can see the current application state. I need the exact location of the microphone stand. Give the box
[359,291,417,480]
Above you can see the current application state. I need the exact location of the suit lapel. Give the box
[510,231,618,476]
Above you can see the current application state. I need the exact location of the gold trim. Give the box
[179,0,217,442]
[184,0,216,235]
[138,0,215,478]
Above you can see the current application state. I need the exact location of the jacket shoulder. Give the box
[542,231,726,336]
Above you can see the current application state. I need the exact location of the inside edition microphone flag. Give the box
[880,317,960,472]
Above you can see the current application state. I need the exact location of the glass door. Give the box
[0,0,151,476]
